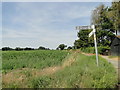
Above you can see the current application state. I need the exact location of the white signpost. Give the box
[76,25,99,66]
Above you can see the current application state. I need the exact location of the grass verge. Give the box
[30,54,117,88]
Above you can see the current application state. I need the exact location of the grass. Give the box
[2,50,70,71]
[30,54,117,88]
[2,50,118,88]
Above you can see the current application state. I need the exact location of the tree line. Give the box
[2,44,73,51]
[2,46,50,51]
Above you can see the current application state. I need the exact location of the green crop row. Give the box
[2,50,70,71]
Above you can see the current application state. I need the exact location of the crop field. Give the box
[2,50,118,88]
[2,50,70,71]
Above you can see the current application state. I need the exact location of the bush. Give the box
[81,46,110,55]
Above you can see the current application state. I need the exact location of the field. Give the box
[2,50,118,88]
[2,50,69,71]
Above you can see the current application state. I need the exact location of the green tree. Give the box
[57,44,67,50]
[67,46,72,50]
[110,1,120,35]
[74,3,118,49]
[2,47,13,51]
[91,4,116,47]
[91,4,114,32]
[15,47,24,51]
[74,29,94,49]
[38,46,46,50]
[96,30,115,46]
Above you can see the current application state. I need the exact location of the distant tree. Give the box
[38,46,46,50]
[72,46,76,49]
[56,47,59,50]
[46,48,50,50]
[57,44,67,50]
[67,46,72,50]
[15,47,24,51]
[2,47,13,51]
[24,47,34,50]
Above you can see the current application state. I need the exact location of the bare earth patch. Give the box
[81,52,95,56]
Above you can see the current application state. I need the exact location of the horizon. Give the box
[2,2,111,49]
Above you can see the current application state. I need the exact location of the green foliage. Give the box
[74,29,94,49]
[74,28,115,49]
[81,47,95,54]
[111,2,120,34]
[96,30,115,46]
[57,44,67,50]
[81,46,110,55]
[38,46,50,50]
[21,70,32,77]
[91,2,120,35]
[2,50,69,70]
[2,83,19,88]
[30,54,117,88]
[91,4,114,32]
[29,76,52,88]
[2,47,13,51]
[67,46,72,50]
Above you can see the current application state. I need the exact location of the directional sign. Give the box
[76,26,92,30]
[89,29,95,37]
[75,25,99,66]
[89,31,94,37]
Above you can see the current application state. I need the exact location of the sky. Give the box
[2,2,111,49]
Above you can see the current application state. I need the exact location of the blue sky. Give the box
[2,2,111,49]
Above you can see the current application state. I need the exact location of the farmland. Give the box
[2,50,118,88]
[2,50,70,71]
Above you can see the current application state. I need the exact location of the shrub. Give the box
[81,46,110,55]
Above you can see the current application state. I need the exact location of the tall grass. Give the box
[30,54,117,88]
